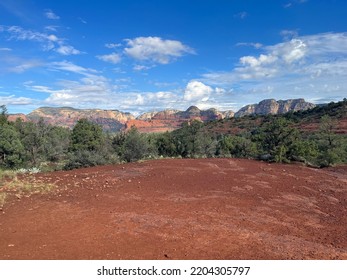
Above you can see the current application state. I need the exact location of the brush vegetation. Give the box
[0,100,346,174]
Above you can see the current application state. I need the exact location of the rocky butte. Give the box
[235,98,315,118]
[8,98,315,133]
[20,107,135,131]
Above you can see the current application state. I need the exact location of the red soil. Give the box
[0,158,346,260]
[299,116,347,134]
[124,119,179,133]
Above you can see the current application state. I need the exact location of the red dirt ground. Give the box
[0,158,346,260]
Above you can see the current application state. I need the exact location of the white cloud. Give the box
[124,36,194,64]
[96,52,121,64]
[0,52,43,74]
[0,95,33,105]
[204,36,310,84]
[280,29,299,40]
[271,38,307,63]
[0,47,12,51]
[23,59,232,113]
[5,25,48,42]
[105,43,122,49]
[236,42,263,49]
[133,64,152,71]
[45,9,60,20]
[147,91,175,100]
[47,34,59,42]
[120,90,182,113]
[184,81,213,102]
[284,0,308,8]
[202,32,347,105]
[55,45,81,55]
[240,38,306,68]
[50,61,99,76]
[8,60,42,73]
[98,36,194,70]
[27,77,114,107]
[240,54,278,67]
[132,94,145,105]
[24,61,119,108]
[303,33,347,55]
[0,25,81,55]
[44,25,59,32]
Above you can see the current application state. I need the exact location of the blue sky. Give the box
[0,0,347,115]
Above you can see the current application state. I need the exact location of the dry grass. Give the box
[0,192,7,208]
[0,171,55,208]
[0,169,17,182]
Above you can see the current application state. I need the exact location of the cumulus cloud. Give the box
[202,32,347,104]
[240,38,306,69]
[96,52,121,64]
[124,36,194,64]
[23,58,233,113]
[25,61,122,108]
[27,77,114,107]
[44,9,60,20]
[183,81,213,102]
[123,94,145,106]
[204,35,312,84]
[240,54,278,67]
[98,37,193,70]
[269,38,307,63]
[0,25,81,55]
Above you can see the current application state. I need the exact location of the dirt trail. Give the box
[0,158,346,259]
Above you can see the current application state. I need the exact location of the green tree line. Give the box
[1,104,346,171]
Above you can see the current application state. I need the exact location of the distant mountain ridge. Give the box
[10,107,135,132]
[125,106,235,133]
[8,98,315,132]
[235,98,316,117]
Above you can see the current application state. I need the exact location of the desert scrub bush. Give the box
[64,150,119,170]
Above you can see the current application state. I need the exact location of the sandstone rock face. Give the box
[27,107,135,131]
[235,99,315,117]
[8,114,28,122]
[152,109,180,120]
[220,110,235,119]
[126,107,234,133]
[137,111,158,120]
[7,98,315,133]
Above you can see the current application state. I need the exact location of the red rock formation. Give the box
[8,114,28,122]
